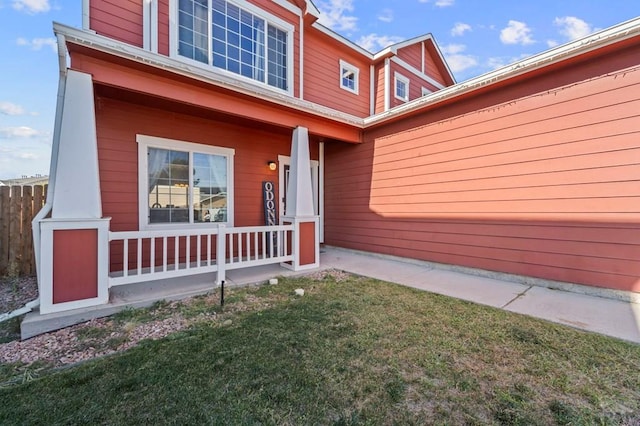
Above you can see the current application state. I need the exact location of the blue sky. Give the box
[0,0,638,179]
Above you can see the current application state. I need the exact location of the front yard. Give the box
[1,271,639,425]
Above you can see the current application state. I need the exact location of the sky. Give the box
[0,0,638,179]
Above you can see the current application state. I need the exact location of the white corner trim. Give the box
[391,56,445,90]
[82,0,90,30]
[299,14,304,99]
[384,58,390,111]
[369,64,375,115]
[421,41,425,74]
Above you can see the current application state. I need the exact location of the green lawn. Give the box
[1,273,639,425]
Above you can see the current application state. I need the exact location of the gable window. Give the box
[421,87,431,96]
[394,72,410,102]
[137,135,235,229]
[339,60,359,94]
[175,0,293,92]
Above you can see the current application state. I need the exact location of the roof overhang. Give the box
[365,16,640,127]
[54,22,364,143]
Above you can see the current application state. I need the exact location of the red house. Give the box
[32,0,640,320]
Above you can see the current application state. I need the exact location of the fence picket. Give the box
[0,184,47,277]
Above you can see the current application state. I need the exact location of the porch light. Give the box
[267,161,277,171]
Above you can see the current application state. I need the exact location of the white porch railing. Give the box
[108,224,294,287]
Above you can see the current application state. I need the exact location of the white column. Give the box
[51,70,102,219]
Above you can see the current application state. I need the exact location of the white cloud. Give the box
[440,43,478,73]
[356,33,404,52]
[419,0,455,6]
[0,101,25,116]
[546,39,559,48]
[554,16,593,41]
[12,0,49,13]
[451,22,471,37]
[500,20,535,45]
[377,8,393,23]
[316,0,358,32]
[487,53,530,70]
[0,126,41,138]
[16,37,57,52]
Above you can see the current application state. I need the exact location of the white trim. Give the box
[169,0,296,96]
[391,56,445,90]
[311,22,373,58]
[272,0,301,15]
[278,155,320,221]
[384,58,390,111]
[82,0,90,30]
[421,41,425,74]
[339,59,359,95]
[370,64,375,115]
[137,134,235,231]
[150,0,158,53]
[394,72,410,102]
[421,86,431,96]
[299,14,304,99]
[366,16,640,125]
[54,23,364,128]
[39,218,110,314]
[319,141,324,243]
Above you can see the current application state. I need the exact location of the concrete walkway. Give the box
[321,247,640,344]
[22,246,640,343]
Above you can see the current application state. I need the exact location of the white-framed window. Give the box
[421,87,431,96]
[173,0,294,93]
[137,135,235,230]
[394,72,410,102]
[339,59,359,94]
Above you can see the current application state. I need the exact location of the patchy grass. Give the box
[0,273,639,424]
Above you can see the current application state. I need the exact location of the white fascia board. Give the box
[53,22,364,128]
[311,22,373,59]
[306,0,321,18]
[365,16,640,126]
[390,56,445,90]
[272,0,301,16]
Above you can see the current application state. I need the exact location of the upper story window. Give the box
[175,0,293,92]
[394,72,410,102]
[421,87,432,96]
[137,135,235,229]
[339,60,359,94]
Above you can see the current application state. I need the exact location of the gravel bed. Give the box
[0,269,350,371]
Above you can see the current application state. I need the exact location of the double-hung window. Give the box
[137,135,235,229]
[394,72,410,102]
[339,60,359,94]
[176,0,292,92]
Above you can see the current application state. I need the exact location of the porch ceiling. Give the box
[66,43,362,144]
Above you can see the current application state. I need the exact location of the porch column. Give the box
[281,126,320,270]
[38,69,110,313]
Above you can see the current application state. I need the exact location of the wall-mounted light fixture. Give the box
[267,161,277,171]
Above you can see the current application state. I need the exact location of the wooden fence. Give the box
[0,185,47,277]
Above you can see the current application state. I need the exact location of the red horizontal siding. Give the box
[90,0,143,47]
[325,45,640,292]
[303,28,370,117]
[397,44,422,70]
[96,96,317,235]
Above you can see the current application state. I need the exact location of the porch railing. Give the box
[108,224,293,287]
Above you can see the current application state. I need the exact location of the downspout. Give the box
[1,32,70,323]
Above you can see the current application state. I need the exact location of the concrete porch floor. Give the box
[22,246,640,344]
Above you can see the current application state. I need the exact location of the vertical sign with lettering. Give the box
[262,181,277,226]
[263,181,278,254]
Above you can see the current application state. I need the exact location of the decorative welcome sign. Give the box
[262,181,277,226]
